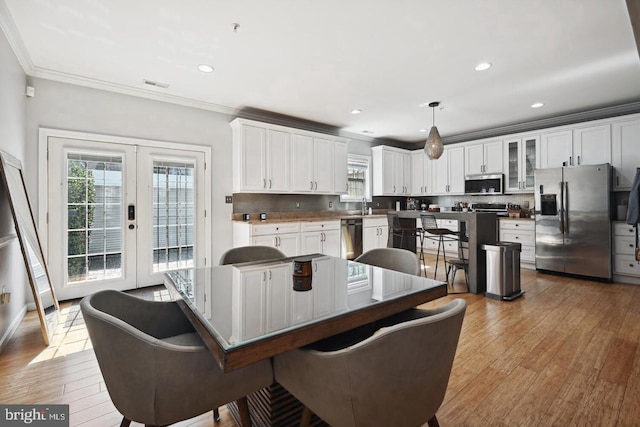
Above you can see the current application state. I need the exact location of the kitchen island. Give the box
[395,211,498,294]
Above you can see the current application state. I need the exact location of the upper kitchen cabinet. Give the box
[410,150,432,196]
[333,140,348,195]
[464,139,503,175]
[540,124,611,168]
[231,118,348,194]
[291,134,334,193]
[612,116,640,190]
[504,135,539,193]
[572,124,611,165]
[231,119,291,193]
[431,146,464,195]
[372,146,411,196]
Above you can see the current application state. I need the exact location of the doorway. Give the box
[44,132,210,300]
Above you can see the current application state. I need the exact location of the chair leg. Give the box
[120,418,132,427]
[213,407,221,422]
[427,414,440,427]
[237,397,251,427]
[300,406,313,427]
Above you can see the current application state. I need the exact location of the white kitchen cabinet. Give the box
[333,141,349,195]
[291,134,335,193]
[540,124,611,168]
[464,139,503,175]
[504,135,539,193]
[499,219,535,266]
[231,262,292,342]
[431,146,464,195]
[572,124,611,166]
[231,119,291,193]
[372,146,411,196]
[410,151,432,196]
[613,223,639,277]
[540,129,572,169]
[363,217,388,253]
[612,117,640,190]
[233,222,301,257]
[301,221,341,257]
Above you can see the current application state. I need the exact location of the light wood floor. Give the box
[2,256,640,427]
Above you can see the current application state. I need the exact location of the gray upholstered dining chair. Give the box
[355,247,420,275]
[219,245,286,265]
[273,298,467,427]
[81,289,273,427]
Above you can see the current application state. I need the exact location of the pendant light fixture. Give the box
[424,101,444,160]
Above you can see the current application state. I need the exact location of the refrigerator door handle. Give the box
[559,181,565,233]
[564,181,569,235]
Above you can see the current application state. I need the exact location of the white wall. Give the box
[0,27,28,348]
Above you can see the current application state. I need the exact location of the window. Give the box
[340,154,372,202]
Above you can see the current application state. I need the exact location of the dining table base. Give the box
[227,382,327,427]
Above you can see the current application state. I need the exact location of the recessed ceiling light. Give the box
[474,62,492,71]
[419,129,427,133]
[198,64,214,73]
[531,102,544,108]
[351,109,363,114]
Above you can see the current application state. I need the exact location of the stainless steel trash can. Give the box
[481,242,524,301]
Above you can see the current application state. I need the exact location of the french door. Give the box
[47,136,207,300]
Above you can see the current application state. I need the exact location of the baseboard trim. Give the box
[0,304,27,353]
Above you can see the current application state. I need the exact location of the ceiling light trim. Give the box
[474,62,492,71]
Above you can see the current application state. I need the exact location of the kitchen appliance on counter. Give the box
[471,203,509,217]
[465,174,504,195]
[534,164,612,280]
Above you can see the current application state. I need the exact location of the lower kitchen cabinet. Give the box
[233,222,301,257]
[363,217,389,253]
[613,222,640,278]
[499,219,535,267]
[300,221,341,257]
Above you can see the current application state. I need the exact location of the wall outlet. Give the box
[296,202,300,208]
[329,201,333,208]
[225,195,233,203]
[376,202,380,207]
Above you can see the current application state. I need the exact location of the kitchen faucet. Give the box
[361,197,367,216]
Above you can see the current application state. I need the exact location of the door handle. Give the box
[310,181,314,190]
[263,179,267,188]
[577,155,580,165]
[315,181,318,190]
[569,156,572,166]
[564,181,569,234]
[269,179,272,189]
[559,181,565,233]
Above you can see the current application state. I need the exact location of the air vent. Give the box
[143,79,170,89]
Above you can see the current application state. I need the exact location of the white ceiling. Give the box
[1,0,639,143]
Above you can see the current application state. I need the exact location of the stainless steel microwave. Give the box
[464,174,504,195]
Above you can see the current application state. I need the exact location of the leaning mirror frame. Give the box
[0,150,60,345]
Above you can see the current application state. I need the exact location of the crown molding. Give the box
[0,0,34,73]
[442,100,640,145]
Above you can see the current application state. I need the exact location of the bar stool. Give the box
[420,214,459,280]
[386,213,420,251]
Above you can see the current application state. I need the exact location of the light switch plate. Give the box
[225,196,233,203]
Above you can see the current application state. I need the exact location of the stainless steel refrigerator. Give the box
[534,163,612,280]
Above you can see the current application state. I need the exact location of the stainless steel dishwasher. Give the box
[341,218,363,260]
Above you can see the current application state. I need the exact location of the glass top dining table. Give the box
[164,254,447,372]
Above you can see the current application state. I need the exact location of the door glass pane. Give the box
[508,141,518,188]
[524,139,536,187]
[66,155,123,283]
[152,162,195,273]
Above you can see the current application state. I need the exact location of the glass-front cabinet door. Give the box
[504,135,539,193]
